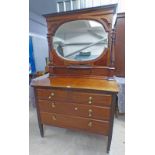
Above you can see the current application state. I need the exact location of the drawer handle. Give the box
[88,121,92,127]
[89,96,93,100]
[88,109,92,117]
[51,102,55,108]
[88,101,92,104]
[51,92,55,96]
[48,96,51,99]
[52,115,56,121]
[74,107,78,111]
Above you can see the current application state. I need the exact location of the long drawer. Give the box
[36,89,112,106]
[40,112,110,135]
[38,100,111,121]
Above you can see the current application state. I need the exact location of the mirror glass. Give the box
[53,20,108,61]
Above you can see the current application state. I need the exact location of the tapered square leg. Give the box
[107,134,112,153]
[39,124,44,137]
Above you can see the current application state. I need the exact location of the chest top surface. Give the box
[31,76,119,93]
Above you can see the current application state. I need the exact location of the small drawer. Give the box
[38,100,111,120]
[70,92,112,106]
[36,89,68,101]
[36,88,112,107]
[40,112,110,135]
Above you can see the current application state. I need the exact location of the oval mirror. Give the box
[53,20,108,61]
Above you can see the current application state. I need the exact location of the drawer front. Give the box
[36,89,112,106]
[38,100,111,121]
[40,112,110,135]
[37,89,68,101]
[70,91,112,106]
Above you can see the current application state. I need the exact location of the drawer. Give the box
[36,89,112,106]
[38,100,111,121]
[36,89,68,101]
[70,91,112,106]
[40,112,110,135]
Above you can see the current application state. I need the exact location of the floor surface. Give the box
[29,104,125,155]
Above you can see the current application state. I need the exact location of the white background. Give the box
[0,0,155,155]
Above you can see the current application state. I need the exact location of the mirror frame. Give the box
[49,17,111,66]
[44,4,117,78]
[53,19,109,62]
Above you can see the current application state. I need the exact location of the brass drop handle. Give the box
[88,109,92,117]
[88,101,92,104]
[88,96,93,104]
[49,92,55,99]
[88,121,92,127]
[52,115,56,121]
[74,107,78,111]
[51,92,55,96]
[51,102,55,108]
[89,96,92,100]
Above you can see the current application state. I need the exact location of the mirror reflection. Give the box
[53,20,108,61]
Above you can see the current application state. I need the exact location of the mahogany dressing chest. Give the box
[31,4,119,153]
